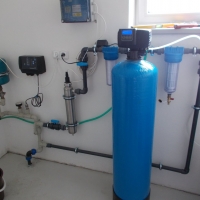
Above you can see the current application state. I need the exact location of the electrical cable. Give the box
[78,51,98,77]
[149,35,200,51]
[79,107,112,125]
[94,12,107,40]
[1,116,34,124]
[0,58,27,80]
[25,75,43,107]
[93,2,99,13]
[56,59,82,83]
[105,43,118,47]
[32,64,57,88]
[61,55,80,64]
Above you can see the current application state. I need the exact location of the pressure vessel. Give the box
[0,59,9,85]
[112,60,158,200]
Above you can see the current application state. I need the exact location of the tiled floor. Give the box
[0,153,199,200]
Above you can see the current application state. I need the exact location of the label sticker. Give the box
[72,5,81,13]
[73,13,82,17]
[65,6,71,13]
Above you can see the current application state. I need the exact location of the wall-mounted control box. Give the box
[19,56,46,76]
[60,0,91,23]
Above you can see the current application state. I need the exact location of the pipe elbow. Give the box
[75,88,88,95]
[182,169,190,174]
[25,149,37,166]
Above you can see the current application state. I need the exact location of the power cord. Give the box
[25,75,43,107]
[61,53,80,64]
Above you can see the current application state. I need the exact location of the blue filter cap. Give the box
[102,47,119,60]
[164,47,184,63]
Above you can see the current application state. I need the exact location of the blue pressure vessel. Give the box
[112,60,158,200]
[0,59,9,85]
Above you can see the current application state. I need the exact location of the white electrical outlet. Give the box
[59,51,69,60]
[53,51,59,59]
[53,50,69,60]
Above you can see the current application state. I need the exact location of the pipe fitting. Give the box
[26,149,37,166]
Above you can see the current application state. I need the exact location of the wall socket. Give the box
[53,50,69,60]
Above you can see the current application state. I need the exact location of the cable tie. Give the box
[93,44,97,56]
[159,164,163,170]
[75,148,78,153]
[193,47,197,55]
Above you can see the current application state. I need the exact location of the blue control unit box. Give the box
[60,0,91,23]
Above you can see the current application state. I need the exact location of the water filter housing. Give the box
[112,60,158,200]
[0,59,9,85]
[102,47,118,86]
[164,47,184,94]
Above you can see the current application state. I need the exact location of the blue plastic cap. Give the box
[102,47,119,60]
[164,47,184,63]
[51,119,59,124]
[77,62,88,67]
[26,156,32,161]
[31,149,37,155]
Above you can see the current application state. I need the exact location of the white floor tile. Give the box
[0,153,199,200]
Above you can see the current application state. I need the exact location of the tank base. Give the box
[113,189,150,200]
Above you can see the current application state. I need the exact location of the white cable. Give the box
[0,58,27,80]
[31,61,57,88]
[149,35,200,50]
[0,177,6,192]
[78,54,98,77]
[94,12,107,40]
[57,59,82,83]
[93,2,99,13]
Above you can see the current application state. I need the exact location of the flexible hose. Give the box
[1,116,34,124]
[0,177,6,193]
[149,35,200,50]
[79,107,112,125]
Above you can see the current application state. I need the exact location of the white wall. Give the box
[0,0,128,172]
[0,0,200,195]
[0,119,7,158]
[149,33,200,195]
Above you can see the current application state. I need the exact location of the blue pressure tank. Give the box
[112,60,158,200]
[0,59,9,85]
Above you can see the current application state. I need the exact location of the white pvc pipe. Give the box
[0,177,6,193]
[149,35,200,51]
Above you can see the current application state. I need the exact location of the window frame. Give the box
[135,0,200,25]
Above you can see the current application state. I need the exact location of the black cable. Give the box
[61,54,80,64]
[25,75,43,107]
[104,43,118,47]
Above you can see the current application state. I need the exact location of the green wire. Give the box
[1,116,34,124]
[79,107,112,125]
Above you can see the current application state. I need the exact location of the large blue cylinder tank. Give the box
[112,60,158,200]
[0,59,9,85]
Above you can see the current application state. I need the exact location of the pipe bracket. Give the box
[192,106,200,110]
[66,123,78,127]
[63,95,76,100]
[159,164,163,170]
